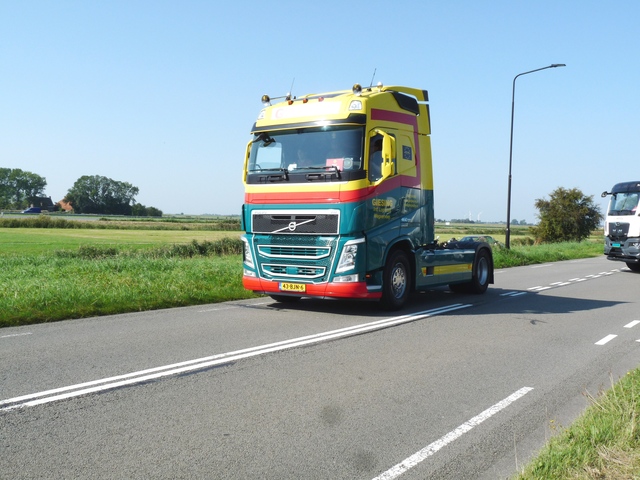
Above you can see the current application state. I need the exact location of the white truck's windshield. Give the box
[609,192,640,215]
[248,126,364,175]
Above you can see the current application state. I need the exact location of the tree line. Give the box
[0,168,162,217]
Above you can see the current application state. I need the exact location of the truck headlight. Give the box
[336,243,358,273]
[242,237,255,269]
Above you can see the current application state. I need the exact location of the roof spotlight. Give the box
[261,95,271,105]
[352,84,362,96]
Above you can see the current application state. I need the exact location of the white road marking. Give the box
[510,269,619,296]
[529,286,551,292]
[624,321,640,329]
[0,332,32,339]
[1,303,471,411]
[595,334,617,345]
[371,387,534,480]
[500,291,527,297]
[197,305,236,312]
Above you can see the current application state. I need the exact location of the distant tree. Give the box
[0,168,47,209]
[531,187,602,243]
[131,203,163,217]
[131,203,145,216]
[145,206,163,217]
[64,175,139,215]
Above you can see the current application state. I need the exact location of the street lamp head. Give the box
[550,64,566,68]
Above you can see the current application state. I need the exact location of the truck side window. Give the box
[369,136,383,182]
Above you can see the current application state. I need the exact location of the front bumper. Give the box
[605,237,640,263]
[242,276,381,300]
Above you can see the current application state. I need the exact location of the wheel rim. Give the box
[391,263,407,299]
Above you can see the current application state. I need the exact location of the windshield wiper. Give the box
[304,165,341,181]
[248,167,289,182]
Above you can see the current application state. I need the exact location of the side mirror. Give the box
[371,130,395,180]
[242,140,252,183]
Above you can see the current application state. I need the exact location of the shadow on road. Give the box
[250,285,626,320]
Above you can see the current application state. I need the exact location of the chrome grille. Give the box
[262,264,326,279]
[258,245,331,259]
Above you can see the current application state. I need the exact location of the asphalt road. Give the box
[2,255,639,479]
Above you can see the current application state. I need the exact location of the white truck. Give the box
[602,181,640,271]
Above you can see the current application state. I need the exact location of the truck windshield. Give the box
[248,126,364,176]
[609,192,640,215]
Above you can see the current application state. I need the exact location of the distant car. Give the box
[22,207,42,214]
[459,235,503,247]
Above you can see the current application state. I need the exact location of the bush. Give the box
[532,187,602,243]
[53,239,243,260]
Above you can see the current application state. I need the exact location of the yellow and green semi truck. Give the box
[241,83,494,310]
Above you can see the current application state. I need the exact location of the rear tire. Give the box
[469,248,491,294]
[380,250,411,310]
[449,248,492,294]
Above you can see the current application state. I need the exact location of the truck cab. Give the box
[241,83,493,309]
[602,181,640,271]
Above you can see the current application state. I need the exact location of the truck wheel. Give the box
[269,294,301,303]
[381,250,411,310]
[626,262,640,272]
[469,248,491,293]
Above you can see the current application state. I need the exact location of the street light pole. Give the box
[506,63,566,249]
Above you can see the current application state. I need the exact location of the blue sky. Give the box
[2,1,638,222]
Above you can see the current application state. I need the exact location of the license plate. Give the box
[613,243,621,248]
[279,282,306,293]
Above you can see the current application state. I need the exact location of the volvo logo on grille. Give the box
[288,222,297,231]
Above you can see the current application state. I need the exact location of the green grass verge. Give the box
[493,241,604,267]
[0,239,254,328]
[515,369,640,479]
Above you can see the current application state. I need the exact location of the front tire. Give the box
[380,250,411,310]
[626,262,640,272]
